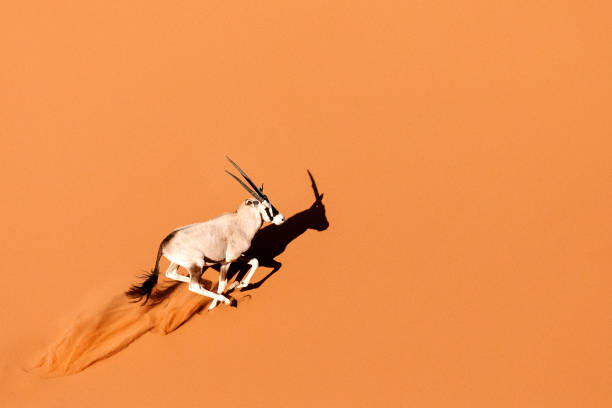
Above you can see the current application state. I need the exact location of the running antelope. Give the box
[125,156,284,310]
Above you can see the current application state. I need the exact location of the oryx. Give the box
[125,156,284,310]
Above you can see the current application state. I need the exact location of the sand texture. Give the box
[1,2,611,407]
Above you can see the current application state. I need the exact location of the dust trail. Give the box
[27,279,213,377]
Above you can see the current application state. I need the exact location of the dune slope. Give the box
[1,2,611,407]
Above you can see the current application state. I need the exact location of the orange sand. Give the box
[1,2,611,407]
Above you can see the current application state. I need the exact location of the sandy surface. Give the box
[1,2,611,407]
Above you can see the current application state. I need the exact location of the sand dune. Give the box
[2,2,611,407]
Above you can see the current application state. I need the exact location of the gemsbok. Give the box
[125,156,284,310]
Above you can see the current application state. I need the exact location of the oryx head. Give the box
[225,156,285,225]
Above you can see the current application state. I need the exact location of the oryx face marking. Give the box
[225,155,284,225]
[259,200,284,225]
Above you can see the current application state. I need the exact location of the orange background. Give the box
[1,1,610,406]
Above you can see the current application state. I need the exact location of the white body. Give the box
[126,156,284,309]
[162,199,282,310]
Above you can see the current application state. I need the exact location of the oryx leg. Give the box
[164,262,189,283]
[187,264,230,305]
[208,263,230,311]
[229,258,259,290]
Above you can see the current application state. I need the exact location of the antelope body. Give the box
[126,156,284,310]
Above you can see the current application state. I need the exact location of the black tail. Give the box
[125,241,166,305]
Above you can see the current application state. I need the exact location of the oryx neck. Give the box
[237,208,263,239]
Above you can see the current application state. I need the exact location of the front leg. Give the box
[208,263,230,311]
[228,258,259,290]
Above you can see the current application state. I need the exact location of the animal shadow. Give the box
[150,170,329,305]
[227,170,329,291]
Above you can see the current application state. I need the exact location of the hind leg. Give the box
[164,262,189,283]
[208,263,230,310]
[187,264,230,305]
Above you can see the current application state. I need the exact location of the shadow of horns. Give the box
[228,169,330,291]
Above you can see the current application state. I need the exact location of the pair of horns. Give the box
[225,156,268,202]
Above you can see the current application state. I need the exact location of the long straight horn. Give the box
[225,170,261,200]
[226,155,267,200]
